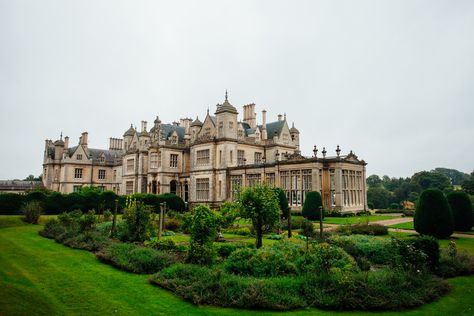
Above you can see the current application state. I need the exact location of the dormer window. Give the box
[76,154,82,160]
[99,156,105,163]
[171,135,178,144]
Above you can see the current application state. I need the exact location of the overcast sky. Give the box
[1,0,473,180]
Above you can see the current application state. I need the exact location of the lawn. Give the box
[1,215,474,315]
[322,214,400,225]
[389,221,474,235]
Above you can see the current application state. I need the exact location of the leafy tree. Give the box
[366,175,382,188]
[187,205,217,264]
[462,173,474,195]
[411,171,452,192]
[301,191,323,220]
[414,189,454,239]
[367,186,391,209]
[237,183,280,248]
[433,168,469,185]
[446,191,473,231]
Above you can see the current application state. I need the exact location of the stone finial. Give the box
[336,145,341,157]
[322,147,327,158]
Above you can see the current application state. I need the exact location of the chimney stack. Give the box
[64,136,69,149]
[141,121,148,132]
[80,132,88,146]
[278,114,282,121]
[261,110,267,140]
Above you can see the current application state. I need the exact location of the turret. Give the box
[123,124,135,150]
[190,116,202,142]
[289,122,300,150]
[53,134,64,160]
[215,90,238,139]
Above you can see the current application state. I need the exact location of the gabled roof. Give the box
[242,120,285,137]
[160,124,186,141]
[67,146,124,163]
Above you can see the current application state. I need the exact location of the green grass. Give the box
[1,215,474,315]
[389,221,474,235]
[323,215,400,225]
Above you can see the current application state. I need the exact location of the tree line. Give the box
[367,168,473,209]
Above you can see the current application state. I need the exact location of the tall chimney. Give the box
[261,110,267,140]
[141,121,148,132]
[278,114,282,121]
[80,132,88,146]
[64,136,69,149]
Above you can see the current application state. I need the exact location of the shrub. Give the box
[438,248,474,278]
[40,219,66,239]
[145,238,185,252]
[336,223,388,236]
[299,243,358,274]
[97,221,126,239]
[215,243,254,258]
[151,264,450,311]
[22,201,43,224]
[281,216,305,230]
[329,235,394,265]
[225,242,311,277]
[102,210,113,222]
[389,203,399,210]
[165,218,181,231]
[408,235,440,270]
[403,209,415,217]
[151,264,306,310]
[447,191,473,231]
[367,202,374,210]
[122,199,154,242]
[375,209,401,214]
[301,191,323,220]
[300,220,315,237]
[414,189,454,238]
[389,238,428,272]
[187,205,217,265]
[62,230,111,252]
[97,242,175,274]
[80,210,98,232]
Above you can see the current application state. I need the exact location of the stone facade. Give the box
[43,93,368,212]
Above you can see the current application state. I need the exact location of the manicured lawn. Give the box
[389,221,474,235]
[1,215,474,315]
[322,215,400,225]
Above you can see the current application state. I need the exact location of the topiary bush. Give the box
[446,191,474,232]
[389,203,400,210]
[414,189,454,239]
[301,191,323,220]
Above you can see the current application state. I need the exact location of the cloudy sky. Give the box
[1,0,473,179]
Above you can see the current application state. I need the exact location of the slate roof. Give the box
[150,124,186,141]
[67,146,124,163]
[243,120,285,137]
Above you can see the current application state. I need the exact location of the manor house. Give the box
[43,93,368,212]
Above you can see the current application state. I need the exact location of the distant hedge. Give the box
[0,189,185,215]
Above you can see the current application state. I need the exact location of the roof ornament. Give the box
[225,89,228,102]
[322,147,327,158]
[336,145,341,157]
[284,113,287,121]
[60,132,63,140]
[313,145,318,158]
